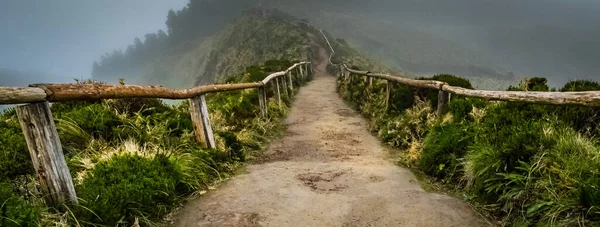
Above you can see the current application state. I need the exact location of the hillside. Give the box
[92,10,312,89]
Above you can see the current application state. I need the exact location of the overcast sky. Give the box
[0,0,187,83]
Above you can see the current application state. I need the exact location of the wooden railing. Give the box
[339,65,600,116]
[0,61,312,206]
[304,22,600,109]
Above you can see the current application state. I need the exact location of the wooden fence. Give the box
[0,61,312,206]
[338,64,600,115]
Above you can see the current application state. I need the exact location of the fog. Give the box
[0,0,187,86]
[290,0,600,86]
[1,0,599,89]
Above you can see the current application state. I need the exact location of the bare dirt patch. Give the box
[296,170,349,193]
[335,108,354,117]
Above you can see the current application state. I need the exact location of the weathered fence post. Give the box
[305,64,309,79]
[281,76,289,98]
[258,86,268,118]
[189,95,216,149]
[385,81,393,112]
[437,90,451,116]
[287,71,294,96]
[16,102,78,206]
[368,77,373,88]
[275,78,282,107]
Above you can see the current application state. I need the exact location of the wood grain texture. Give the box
[287,71,294,96]
[198,95,216,149]
[437,90,450,116]
[275,78,282,107]
[0,87,47,104]
[343,64,600,107]
[189,96,208,148]
[442,85,600,106]
[258,87,267,119]
[385,81,393,113]
[16,102,78,206]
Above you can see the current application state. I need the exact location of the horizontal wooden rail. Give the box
[261,62,310,84]
[0,62,311,105]
[342,64,600,107]
[1,60,312,209]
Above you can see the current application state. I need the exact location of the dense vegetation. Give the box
[338,70,600,226]
[0,59,310,226]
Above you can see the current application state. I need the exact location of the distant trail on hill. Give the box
[172,39,484,227]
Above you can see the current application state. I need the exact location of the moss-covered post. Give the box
[305,63,310,79]
[437,90,451,116]
[299,65,304,83]
[275,78,282,107]
[16,102,78,206]
[281,76,289,98]
[258,86,268,118]
[385,81,393,113]
[287,71,294,96]
[189,95,215,149]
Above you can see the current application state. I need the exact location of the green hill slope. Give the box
[93,10,311,88]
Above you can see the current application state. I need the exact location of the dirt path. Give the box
[172,45,484,227]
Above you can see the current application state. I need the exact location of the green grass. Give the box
[0,59,311,226]
[338,72,600,226]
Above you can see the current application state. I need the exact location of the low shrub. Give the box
[0,109,32,180]
[417,74,473,109]
[107,98,170,116]
[507,77,550,91]
[76,154,183,226]
[377,98,435,148]
[418,122,474,183]
[556,80,600,138]
[0,182,44,227]
[55,103,122,141]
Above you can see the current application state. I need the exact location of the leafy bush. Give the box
[76,154,183,226]
[0,182,43,227]
[377,98,434,148]
[418,74,473,109]
[556,80,600,138]
[0,110,32,180]
[418,122,473,182]
[507,77,550,91]
[107,98,170,116]
[561,80,600,92]
[55,103,122,141]
[447,98,487,121]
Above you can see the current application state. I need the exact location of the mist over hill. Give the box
[90,0,600,89]
[92,8,310,88]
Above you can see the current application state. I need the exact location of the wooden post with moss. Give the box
[305,64,309,79]
[437,90,450,116]
[385,81,393,112]
[287,71,294,96]
[275,78,282,107]
[258,87,268,118]
[281,76,289,98]
[189,95,216,149]
[15,102,78,206]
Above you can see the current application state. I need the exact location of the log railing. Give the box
[0,61,312,206]
[340,65,600,113]
[302,21,600,109]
